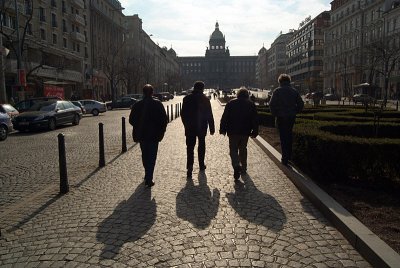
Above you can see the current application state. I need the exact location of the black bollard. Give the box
[99,123,105,167]
[58,133,69,194]
[397,101,399,111]
[170,104,174,122]
[175,104,178,119]
[167,106,170,123]
[122,117,127,153]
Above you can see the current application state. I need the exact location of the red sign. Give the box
[44,85,64,99]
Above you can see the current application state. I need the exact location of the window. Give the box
[39,7,46,22]
[77,43,80,53]
[25,0,32,15]
[62,1,66,13]
[52,34,57,44]
[40,29,46,40]
[63,38,67,48]
[62,19,67,32]
[51,13,57,27]
[51,0,56,8]
[27,23,32,35]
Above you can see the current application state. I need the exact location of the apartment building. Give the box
[1,0,90,101]
[324,0,400,99]
[287,12,330,95]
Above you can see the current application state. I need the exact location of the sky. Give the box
[119,0,332,57]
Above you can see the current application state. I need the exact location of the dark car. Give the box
[0,112,13,141]
[353,94,375,104]
[311,91,323,99]
[12,100,82,131]
[71,101,86,114]
[106,97,137,110]
[153,93,165,101]
[323,93,341,101]
[14,96,62,113]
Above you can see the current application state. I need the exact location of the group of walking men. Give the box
[129,74,304,187]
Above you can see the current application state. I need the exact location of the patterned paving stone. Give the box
[0,98,371,267]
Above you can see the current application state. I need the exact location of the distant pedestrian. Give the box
[181,81,215,178]
[129,84,168,187]
[220,88,258,181]
[269,74,304,166]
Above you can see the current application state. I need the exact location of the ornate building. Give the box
[178,22,257,90]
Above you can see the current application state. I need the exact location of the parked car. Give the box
[0,112,13,141]
[71,101,86,114]
[153,93,165,101]
[352,94,374,104]
[14,96,62,112]
[106,97,137,110]
[125,93,143,100]
[159,92,173,101]
[79,99,107,116]
[311,91,323,100]
[12,100,82,132]
[0,103,19,118]
[323,93,341,101]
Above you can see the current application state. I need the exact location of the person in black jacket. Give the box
[220,88,258,181]
[181,81,215,178]
[129,84,168,187]
[269,74,304,166]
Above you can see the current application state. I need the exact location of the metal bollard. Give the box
[397,101,399,111]
[122,117,127,153]
[99,123,105,167]
[175,104,178,119]
[170,104,174,122]
[58,133,69,194]
[167,106,170,123]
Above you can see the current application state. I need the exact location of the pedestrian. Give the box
[269,74,304,166]
[220,88,258,181]
[129,84,168,187]
[181,81,215,178]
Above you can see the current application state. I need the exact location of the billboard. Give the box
[44,85,64,99]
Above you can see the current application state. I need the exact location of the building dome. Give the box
[258,46,267,55]
[210,22,224,40]
[168,47,177,57]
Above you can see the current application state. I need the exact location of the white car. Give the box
[0,112,13,141]
[79,100,107,116]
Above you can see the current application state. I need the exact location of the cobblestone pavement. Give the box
[0,99,371,267]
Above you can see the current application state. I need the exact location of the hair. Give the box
[142,84,154,97]
[278,74,291,84]
[237,88,249,99]
[193,81,205,91]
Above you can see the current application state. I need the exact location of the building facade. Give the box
[256,45,268,89]
[287,12,330,95]
[1,0,90,102]
[124,14,180,94]
[324,0,400,99]
[178,22,257,90]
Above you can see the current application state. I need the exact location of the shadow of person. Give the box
[97,184,156,260]
[176,172,220,229]
[226,174,286,232]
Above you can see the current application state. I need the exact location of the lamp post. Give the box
[14,0,23,99]
[0,39,10,103]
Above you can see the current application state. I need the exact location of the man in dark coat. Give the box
[220,88,258,181]
[181,81,215,178]
[129,84,168,187]
[269,74,304,166]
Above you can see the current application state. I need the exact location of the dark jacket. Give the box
[129,96,168,142]
[269,82,304,117]
[181,90,215,137]
[220,96,258,136]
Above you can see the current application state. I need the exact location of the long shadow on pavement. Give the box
[226,173,286,232]
[97,183,156,260]
[176,172,220,229]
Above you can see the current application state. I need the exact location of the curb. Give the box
[253,135,400,268]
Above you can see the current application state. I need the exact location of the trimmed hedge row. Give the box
[292,120,400,186]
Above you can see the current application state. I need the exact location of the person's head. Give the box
[278,74,291,85]
[237,88,249,99]
[142,84,154,97]
[193,81,205,92]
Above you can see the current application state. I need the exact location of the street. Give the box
[0,96,184,215]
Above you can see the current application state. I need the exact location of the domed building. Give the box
[178,22,257,90]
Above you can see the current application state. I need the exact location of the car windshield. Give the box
[29,101,57,111]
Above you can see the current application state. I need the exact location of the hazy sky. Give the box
[119,0,332,57]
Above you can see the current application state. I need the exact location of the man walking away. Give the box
[181,81,215,179]
[220,88,258,182]
[129,84,168,187]
[269,74,304,166]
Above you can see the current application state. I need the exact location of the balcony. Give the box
[69,14,85,26]
[70,32,85,43]
[71,0,84,9]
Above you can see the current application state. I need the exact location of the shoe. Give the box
[199,165,206,171]
[145,181,155,188]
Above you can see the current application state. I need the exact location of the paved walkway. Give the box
[0,100,370,267]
